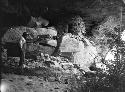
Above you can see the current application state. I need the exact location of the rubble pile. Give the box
[24,53,81,74]
[2,15,121,76]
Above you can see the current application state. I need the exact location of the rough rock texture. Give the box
[36,27,57,37]
[60,33,97,72]
[60,33,80,53]
[1,26,57,43]
[1,26,38,43]
[47,40,57,47]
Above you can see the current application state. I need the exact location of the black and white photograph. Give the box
[0,0,125,92]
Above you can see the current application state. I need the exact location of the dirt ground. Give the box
[1,57,73,92]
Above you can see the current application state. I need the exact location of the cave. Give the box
[1,1,125,92]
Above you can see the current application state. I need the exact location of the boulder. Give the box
[36,27,57,37]
[1,26,38,43]
[1,26,56,60]
[60,33,98,72]
[59,33,80,53]
[47,39,57,47]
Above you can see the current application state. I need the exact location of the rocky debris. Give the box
[1,1,124,91]
[2,50,81,76]
[1,16,120,74]
[1,26,38,43]
[2,51,79,91]
[42,55,74,73]
[23,53,72,70]
[19,29,120,75]
[59,31,118,74]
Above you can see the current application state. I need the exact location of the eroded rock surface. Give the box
[60,33,98,72]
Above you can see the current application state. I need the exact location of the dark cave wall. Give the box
[0,0,124,27]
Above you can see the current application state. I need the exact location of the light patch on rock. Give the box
[121,30,125,41]
[47,40,57,47]
[60,33,81,53]
[95,47,117,74]
[104,46,117,67]
[36,27,57,37]
[73,39,97,72]
[95,62,109,74]
[105,47,116,62]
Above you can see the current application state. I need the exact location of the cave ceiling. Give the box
[1,0,124,15]
[0,0,125,27]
